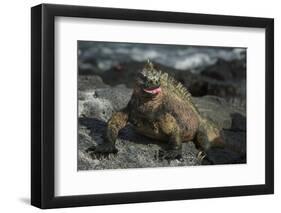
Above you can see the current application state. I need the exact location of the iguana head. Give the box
[136,60,162,96]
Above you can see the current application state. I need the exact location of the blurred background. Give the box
[78,41,246,107]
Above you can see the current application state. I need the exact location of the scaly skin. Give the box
[89,60,224,161]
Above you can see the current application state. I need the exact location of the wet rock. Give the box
[230,113,246,131]
[78,85,133,121]
[100,62,144,88]
[94,85,133,111]
[79,96,114,121]
[176,71,245,105]
[193,96,232,129]
[78,75,109,91]
[201,59,246,81]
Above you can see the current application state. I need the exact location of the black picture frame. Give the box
[31,3,274,209]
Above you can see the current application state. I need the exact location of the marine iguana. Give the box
[88,60,225,161]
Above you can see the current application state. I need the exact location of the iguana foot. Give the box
[158,149,183,161]
[197,151,214,165]
[86,143,118,159]
[197,151,206,161]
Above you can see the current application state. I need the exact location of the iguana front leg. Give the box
[158,113,182,160]
[87,110,129,155]
[106,110,129,148]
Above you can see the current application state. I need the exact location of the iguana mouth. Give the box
[143,87,161,94]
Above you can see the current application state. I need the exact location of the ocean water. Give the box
[78,41,246,73]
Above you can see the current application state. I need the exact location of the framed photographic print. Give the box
[31,3,274,209]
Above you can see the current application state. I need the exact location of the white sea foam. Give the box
[79,42,246,72]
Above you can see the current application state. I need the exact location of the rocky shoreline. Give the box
[78,71,246,170]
